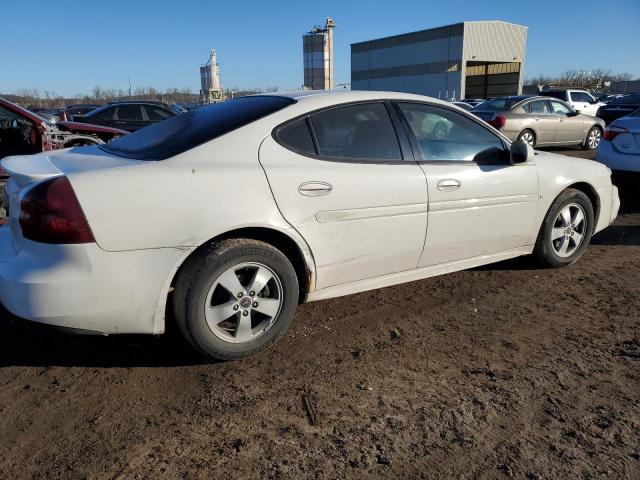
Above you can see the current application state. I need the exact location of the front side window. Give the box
[397,102,506,162]
[551,101,572,115]
[308,103,402,161]
[145,106,174,121]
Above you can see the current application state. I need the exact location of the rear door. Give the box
[259,101,429,290]
[394,102,539,267]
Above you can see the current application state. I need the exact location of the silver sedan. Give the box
[472,96,605,150]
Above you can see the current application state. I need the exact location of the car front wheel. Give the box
[533,188,594,268]
[174,239,299,361]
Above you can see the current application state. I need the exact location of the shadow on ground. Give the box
[0,311,205,368]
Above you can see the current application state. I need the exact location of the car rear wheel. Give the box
[583,126,602,150]
[517,129,536,147]
[173,239,299,361]
[533,188,594,268]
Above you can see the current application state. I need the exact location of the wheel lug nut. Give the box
[237,292,243,298]
[253,302,258,308]
[233,305,239,311]
[249,291,255,297]
[242,310,249,316]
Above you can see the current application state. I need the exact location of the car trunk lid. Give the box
[609,117,640,155]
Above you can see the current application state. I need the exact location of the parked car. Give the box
[596,94,626,104]
[596,93,640,125]
[0,91,619,360]
[452,101,474,111]
[472,96,605,149]
[596,107,640,174]
[60,104,101,122]
[538,89,605,117]
[78,101,183,131]
[31,108,65,121]
[461,98,485,108]
[0,97,127,160]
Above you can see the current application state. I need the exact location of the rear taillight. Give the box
[603,126,629,141]
[19,176,95,244]
[488,113,506,129]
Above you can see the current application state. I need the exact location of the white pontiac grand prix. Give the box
[0,91,620,360]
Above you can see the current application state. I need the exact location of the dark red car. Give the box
[0,97,127,160]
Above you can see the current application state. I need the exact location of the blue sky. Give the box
[1,0,638,96]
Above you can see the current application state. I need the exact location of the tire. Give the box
[517,129,536,148]
[533,188,594,268]
[173,238,299,361]
[583,126,602,150]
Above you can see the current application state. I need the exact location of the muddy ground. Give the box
[0,148,638,479]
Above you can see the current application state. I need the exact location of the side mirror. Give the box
[568,110,579,117]
[510,139,533,164]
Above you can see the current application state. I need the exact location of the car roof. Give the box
[260,90,455,109]
[107,100,173,107]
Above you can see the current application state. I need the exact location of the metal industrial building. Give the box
[351,21,527,100]
[303,18,335,90]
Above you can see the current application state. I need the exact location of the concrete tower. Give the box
[303,17,335,90]
[200,49,223,104]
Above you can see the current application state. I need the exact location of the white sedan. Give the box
[596,108,640,174]
[0,91,620,360]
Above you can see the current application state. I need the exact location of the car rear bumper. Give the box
[0,225,185,334]
[596,141,640,173]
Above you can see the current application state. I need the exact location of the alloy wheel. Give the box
[520,131,535,146]
[587,128,602,149]
[204,262,283,343]
[551,203,588,258]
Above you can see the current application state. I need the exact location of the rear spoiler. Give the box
[0,154,62,188]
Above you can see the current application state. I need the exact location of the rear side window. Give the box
[116,105,143,121]
[92,106,116,120]
[275,117,316,156]
[101,96,295,160]
[308,103,402,161]
[526,100,552,114]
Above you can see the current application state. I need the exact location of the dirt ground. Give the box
[0,148,638,479]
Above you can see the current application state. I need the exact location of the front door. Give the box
[527,99,558,145]
[259,102,429,290]
[551,100,585,143]
[394,101,539,267]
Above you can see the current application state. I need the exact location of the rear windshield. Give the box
[473,98,522,111]
[100,96,295,160]
[541,91,566,100]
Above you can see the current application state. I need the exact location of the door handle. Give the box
[437,179,461,191]
[299,181,332,196]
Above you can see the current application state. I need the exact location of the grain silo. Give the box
[200,49,223,104]
[303,18,335,90]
